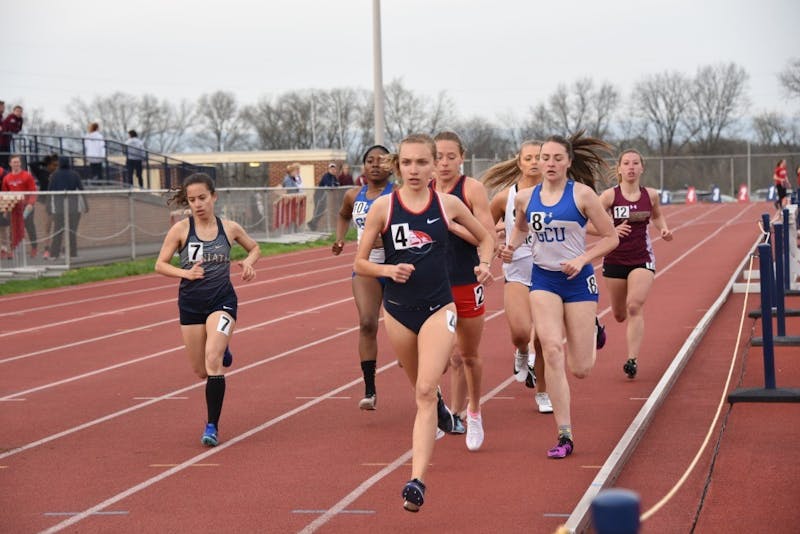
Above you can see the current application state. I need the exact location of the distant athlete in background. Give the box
[155,173,260,447]
[332,144,393,410]
[484,140,551,413]
[432,131,496,450]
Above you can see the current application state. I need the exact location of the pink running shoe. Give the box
[547,436,574,459]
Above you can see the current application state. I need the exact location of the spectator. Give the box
[281,162,302,193]
[125,130,146,188]
[84,122,106,181]
[1,155,37,258]
[310,162,340,230]
[355,165,368,186]
[31,154,59,256]
[319,162,340,187]
[0,164,8,257]
[0,105,24,170]
[46,156,86,260]
[338,163,354,186]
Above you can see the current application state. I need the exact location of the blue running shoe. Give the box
[402,478,426,512]
[201,423,218,447]
[222,346,233,368]
[451,414,466,435]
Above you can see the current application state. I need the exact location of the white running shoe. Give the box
[359,394,377,410]
[513,350,529,382]
[465,412,484,451]
[535,392,553,414]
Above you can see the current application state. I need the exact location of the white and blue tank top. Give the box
[353,181,394,263]
[524,180,587,271]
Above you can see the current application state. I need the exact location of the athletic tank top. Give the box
[525,180,587,272]
[353,181,394,263]
[179,216,234,302]
[433,175,480,285]
[381,190,453,308]
[604,185,655,267]
[505,183,533,261]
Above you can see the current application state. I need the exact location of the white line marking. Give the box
[0,296,352,400]
[0,277,349,364]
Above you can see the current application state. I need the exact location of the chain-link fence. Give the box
[0,187,348,278]
[463,151,800,199]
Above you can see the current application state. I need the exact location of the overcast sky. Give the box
[2,0,797,125]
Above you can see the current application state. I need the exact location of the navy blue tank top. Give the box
[178,216,234,304]
[381,190,453,308]
[433,175,479,285]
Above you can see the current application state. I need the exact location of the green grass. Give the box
[0,232,355,296]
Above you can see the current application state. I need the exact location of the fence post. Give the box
[729,157,734,197]
[129,192,137,260]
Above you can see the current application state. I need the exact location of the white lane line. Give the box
[0,296,352,400]
[0,316,363,460]
[298,353,511,534]
[0,246,345,304]
[0,261,352,334]
[35,358,383,534]
[0,277,349,364]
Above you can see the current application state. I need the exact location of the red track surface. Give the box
[2,202,797,533]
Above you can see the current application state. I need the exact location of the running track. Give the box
[0,202,782,533]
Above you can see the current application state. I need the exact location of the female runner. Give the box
[155,173,260,447]
[354,134,493,511]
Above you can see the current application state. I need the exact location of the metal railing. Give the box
[0,187,348,276]
[5,133,216,188]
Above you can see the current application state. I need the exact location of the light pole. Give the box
[372,0,385,146]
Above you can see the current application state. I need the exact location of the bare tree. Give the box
[452,116,513,159]
[778,58,800,100]
[144,98,196,153]
[314,88,363,151]
[383,78,456,145]
[689,63,750,152]
[752,111,799,147]
[67,92,139,142]
[194,91,250,152]
[528,78,620,139]
[631,71,695,155]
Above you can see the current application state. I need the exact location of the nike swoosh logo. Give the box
[427,218,440,224]
[222,306,232,310]
[429,304,441,312]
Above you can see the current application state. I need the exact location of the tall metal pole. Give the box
[372,0,385,146]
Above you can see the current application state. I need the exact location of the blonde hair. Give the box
[481,140,542,194]
[286,162,300,173]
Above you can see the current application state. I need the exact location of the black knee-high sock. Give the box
[361,360,377,396]
[206,375,226,426]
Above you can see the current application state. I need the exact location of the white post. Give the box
[372,0,385,146]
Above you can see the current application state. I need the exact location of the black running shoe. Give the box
[524,364,537,389]
[623,358,637,379]
[436,387,454,433]
[402,478,426,512]
[222,346,233,368]
[595,317,606,350]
